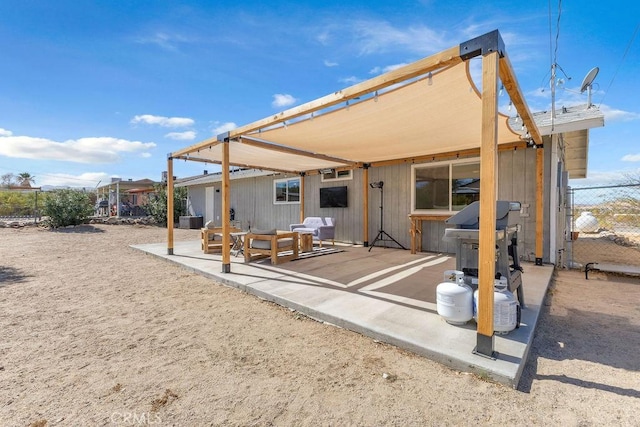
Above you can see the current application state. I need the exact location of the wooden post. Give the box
[363,165,369,247]
[167,156,174,255]
[535,146,544,265]
[300,173,305,223]
[221,141,231,273]
[476,50,499,357]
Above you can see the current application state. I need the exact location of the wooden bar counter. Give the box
[408,214,450,254]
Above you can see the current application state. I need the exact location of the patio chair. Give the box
[289,217,335,247]
[244,229,299,265]
[201,225,242,254]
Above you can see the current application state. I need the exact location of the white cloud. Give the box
[272,94,297,109]
[131,114,195,128]
[351,20,447,56]
[212,122,237,136]
[0,134,156,163]
[140,152,152,158]
[622,154,640,162]
[339,76,363,85]
[316,31,331,46]
[324,60,339,67]
[0,128,12,137]
[40,172,110,188]
[598,105,640,123]
[369,63,409,75]
[165,131,196,140]
[570,169,638,188]
[134,32,192,51]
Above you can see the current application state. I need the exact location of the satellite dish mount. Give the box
[580,67,599,108]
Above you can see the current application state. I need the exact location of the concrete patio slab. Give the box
[131,240,554,388]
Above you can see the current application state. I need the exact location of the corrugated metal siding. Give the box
[305,172,363,244]
[183,149,544,258]
[367,164,412,249]
[497,147,539,262]
[229,174,299,231]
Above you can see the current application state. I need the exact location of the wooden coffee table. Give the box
[299,232,314,252]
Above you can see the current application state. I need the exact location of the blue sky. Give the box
[1,0,638,189]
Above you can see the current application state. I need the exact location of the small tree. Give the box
[1,173,15,188]
[17,172,35,187]
[144,184,187,227]
[43,189,95,227]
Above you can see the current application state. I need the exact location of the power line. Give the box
[598,22,639,108]
[548,0,563,131]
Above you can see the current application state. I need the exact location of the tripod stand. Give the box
[369,181,407,251]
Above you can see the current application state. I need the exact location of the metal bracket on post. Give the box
[222,263,231,274]
[473,333,497,360]
[459,29,505,60]
[535,258,543,266]
[217,131,230,143]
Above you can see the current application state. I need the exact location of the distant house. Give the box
[95,178,158,216]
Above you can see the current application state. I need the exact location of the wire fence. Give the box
[0,190,42,223]
[569,184,640,268]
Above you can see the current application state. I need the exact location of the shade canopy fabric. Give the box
[240,62,519,169]
[172,38,537,174]
[187,139,351,174]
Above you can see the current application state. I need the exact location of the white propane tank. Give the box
[473,280,519,334]
[575,211,599,233]
[437,277,473,325]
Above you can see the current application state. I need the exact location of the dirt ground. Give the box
[1,224,638,426]
[572,231,640,266]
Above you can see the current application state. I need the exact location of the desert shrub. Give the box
[144,184,187,227]
[42,189,95,227]
[0,190,47,217]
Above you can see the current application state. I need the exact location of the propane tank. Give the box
[575,211,599,233]
[437,273,473,325]
[473,278,519,334]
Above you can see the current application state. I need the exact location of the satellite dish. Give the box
[579,66,599,108]
[580,67,599,93]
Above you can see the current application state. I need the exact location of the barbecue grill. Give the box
[442,201,524,305]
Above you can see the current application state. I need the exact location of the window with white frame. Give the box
[320,169,353,182]
[411,159,480,212]
[274,177,300,204]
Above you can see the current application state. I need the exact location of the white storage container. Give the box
[575,211,599,233]
[437,280,473,325]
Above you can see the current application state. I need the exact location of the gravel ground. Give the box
[1,223,638,426]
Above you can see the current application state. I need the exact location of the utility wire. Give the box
[598,22,639,108]
[548,0,563,131]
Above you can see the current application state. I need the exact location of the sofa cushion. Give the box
[251,228,277,235]
[251,238,292,250]
[303,217,329,228]
[293,227,317,236]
